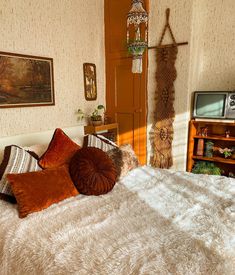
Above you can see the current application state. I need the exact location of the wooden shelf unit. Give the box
[187,120,235,176]
[192,155,235,165]
[193,135,235,142]
[84,123,119,144]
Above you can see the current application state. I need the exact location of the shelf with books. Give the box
[187,119,235,176]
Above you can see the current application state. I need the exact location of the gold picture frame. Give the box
[83,63,97,101]
[0,51,55,108]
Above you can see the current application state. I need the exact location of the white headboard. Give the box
[0,126,84,152]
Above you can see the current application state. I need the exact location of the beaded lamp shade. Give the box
[127,0,148,73]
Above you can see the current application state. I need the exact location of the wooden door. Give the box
[105,0,148,164]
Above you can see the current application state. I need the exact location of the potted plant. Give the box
[90,105,106,126]
[218,147,233,158]
[77,109,85,122]
[192,161,221,175]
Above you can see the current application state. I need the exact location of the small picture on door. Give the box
[83,63,97,101]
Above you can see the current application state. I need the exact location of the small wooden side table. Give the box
[84,123,119,144]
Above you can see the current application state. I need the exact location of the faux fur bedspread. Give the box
[0,166,234,275]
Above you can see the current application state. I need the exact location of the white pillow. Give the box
[72,137,83,147]
[23,144,48,158]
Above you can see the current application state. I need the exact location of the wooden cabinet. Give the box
[187,120,235,176]
[84,123,119,144]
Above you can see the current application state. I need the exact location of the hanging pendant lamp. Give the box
[127,0,148,74]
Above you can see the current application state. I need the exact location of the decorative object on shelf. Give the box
[192,161,221,176]
[77,109,85,122]
[83,63,97,101]
[218,147,233,158]
[0,51,54,108]
[196,138,204,156]
[127,0,148,74]
[89,105,106,126]
[199,127,208,137]
[197,127,206,136]
[97,104,107,124]
[77,105,106,126]
[205,141,214,157]
[225,130,230,138]
[90,110,102,126]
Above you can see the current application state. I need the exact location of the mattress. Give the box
[0,166,234,275]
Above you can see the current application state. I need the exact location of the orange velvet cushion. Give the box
[7,166,79,218]
[39,128,80,169]
[69,147,117,195]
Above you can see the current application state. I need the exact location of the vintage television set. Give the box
[193,91,235,120]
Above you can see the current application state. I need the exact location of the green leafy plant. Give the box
[219,147,233,158]
[90,110,102,121]
[127,40,147,56]
[77,109,85,121]
[90,105,106,121]
[97,104,105,112]
[192,161,221,175]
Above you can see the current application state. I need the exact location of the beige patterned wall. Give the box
[189,0,235,93]
[0,0,105,138]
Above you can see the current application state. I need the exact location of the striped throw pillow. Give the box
[83,134,117,152]
[0,145,42,203]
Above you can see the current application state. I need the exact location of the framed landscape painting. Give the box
[0,51,54,108]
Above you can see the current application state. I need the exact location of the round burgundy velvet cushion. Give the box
[69,147,117,195]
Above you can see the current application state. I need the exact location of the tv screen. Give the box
[195,94,226,117]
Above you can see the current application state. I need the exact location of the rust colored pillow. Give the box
[7,166,79,218]
[39,128,80,169]
[69,147,117,195]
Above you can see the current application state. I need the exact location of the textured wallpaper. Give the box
[0,0,105,137]
[189,0,235,92]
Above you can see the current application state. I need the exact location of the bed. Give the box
[0,129,235,275]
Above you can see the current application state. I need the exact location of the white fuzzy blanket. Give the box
[0,166,235,275]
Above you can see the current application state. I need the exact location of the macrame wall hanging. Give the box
[149,8,188,168]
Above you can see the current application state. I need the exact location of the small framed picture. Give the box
[0,51,55,108]
[83,63,97,101]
